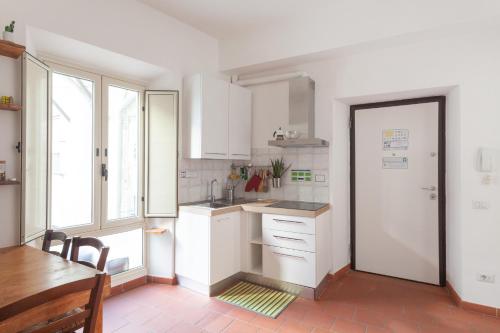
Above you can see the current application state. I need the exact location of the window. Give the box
[102,79,142,226]
[48,63,144,275]
[50,69,99,231]
[99,228,143,275]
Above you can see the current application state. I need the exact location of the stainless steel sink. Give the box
[195,202,230,209]
[183,198,258,209]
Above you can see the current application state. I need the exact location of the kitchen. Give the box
[1,1,500,333]
[174,73,333,301]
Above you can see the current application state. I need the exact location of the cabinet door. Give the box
[228,84,251,160]
[201,76,229,159]
[263,245,316,288]
[175,212,210,284]
[210,212,240,284]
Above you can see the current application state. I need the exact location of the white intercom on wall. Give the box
[476,148,497,173]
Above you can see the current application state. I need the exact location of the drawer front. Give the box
[262,214,315,235]
[262,245,316,288]
[262,228,316,252]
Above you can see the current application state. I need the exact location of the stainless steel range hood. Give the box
[268,77,329,148]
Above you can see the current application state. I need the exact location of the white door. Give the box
[228,84,251,160]
[353,99,443,285]
[201,76,228,159]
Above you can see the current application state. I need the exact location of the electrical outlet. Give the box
[477,273,495,284]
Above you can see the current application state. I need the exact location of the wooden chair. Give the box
[42,229,71,259]
[71,237,110,272]
[0,273,106,333]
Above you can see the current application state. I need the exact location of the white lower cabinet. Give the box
[263,245,316,287]
[262,211,331,288]
[175,211,240,293]
[176,209,331,294]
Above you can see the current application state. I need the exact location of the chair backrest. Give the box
[0,272,106,333]
[42,229,71,259]
[71,236,110,271]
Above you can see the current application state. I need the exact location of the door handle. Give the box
[421,185,436,191]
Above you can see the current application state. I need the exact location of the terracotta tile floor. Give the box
[103,271,500,333]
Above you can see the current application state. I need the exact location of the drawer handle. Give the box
[273,219,304,224]
[273,235,305,242]
[205,152,226,155]
[272,252,305,260]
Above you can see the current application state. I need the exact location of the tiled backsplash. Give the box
[236,147,330,203]
[178,159,234,203]
[178,147,329,204]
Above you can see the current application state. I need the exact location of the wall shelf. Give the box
[145,228,168,235]
[0,40,25,59]
[0,103,21,112]
[0,180,20,185]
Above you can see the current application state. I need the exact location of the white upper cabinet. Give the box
[183,74,251,160]
[228,83,252,160]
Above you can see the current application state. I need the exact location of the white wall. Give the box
[0,0,219,261]
[219,1,500,71]
[242,25,500,308]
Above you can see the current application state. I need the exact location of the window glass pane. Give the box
[107,86,139,221]
[51,73,94,229]
[99,228,143,275]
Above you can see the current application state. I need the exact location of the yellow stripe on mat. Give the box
[216,281,296,318]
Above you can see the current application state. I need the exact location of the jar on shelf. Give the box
[0,161,6,181]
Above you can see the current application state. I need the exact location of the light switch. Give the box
[472,201,489,210]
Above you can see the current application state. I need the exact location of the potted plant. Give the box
[3,21,15,42]
[270,157,290,188]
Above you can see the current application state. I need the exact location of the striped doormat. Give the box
[216,281,296,318]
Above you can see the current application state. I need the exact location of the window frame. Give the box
[47,62,102,236]
[101,77,145,230]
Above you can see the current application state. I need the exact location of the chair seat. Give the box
[20,308,84,333]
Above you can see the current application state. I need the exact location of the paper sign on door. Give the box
[383,157,408,169]
[383,129,409,150]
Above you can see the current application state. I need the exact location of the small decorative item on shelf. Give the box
[273,127,285,141]
[0,161,6,181]
[1,96,13,104]
[3,21,15,42]
[270,157,291,188]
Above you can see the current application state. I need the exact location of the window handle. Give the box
[101,163,108,181]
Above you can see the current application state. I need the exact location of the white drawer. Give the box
[262,214,315,235]
[262,245,316,288]
[262,228,316,252]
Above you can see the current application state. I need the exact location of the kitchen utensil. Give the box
[245,173,261,192]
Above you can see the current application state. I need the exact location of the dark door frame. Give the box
[349,96,446,286]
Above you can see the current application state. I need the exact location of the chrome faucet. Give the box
[210,179,218,203]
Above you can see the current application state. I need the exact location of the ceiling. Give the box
[138,0,330,39]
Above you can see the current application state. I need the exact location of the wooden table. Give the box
[0,245,109,332]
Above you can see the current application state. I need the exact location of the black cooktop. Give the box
[268,200,328,211]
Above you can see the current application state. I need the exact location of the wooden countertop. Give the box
[179,199,330,218]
